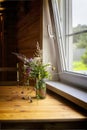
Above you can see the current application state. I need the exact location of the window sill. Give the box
[46,81,87,110]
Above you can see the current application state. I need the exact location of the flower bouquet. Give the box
[12,42,53,99]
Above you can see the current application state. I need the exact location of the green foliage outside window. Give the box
[73,25,87,69]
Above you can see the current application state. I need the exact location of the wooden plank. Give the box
[0,67,17,72]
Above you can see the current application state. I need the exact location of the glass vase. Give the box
[35,78,46,99]
[24,78,29,86]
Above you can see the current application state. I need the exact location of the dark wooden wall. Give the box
[0,1,18,68]
[0,1,18,81]
[17,0,42,58]
[0,0,43,82]
[17,0,42,85]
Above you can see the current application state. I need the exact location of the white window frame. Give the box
[49,0,87,90]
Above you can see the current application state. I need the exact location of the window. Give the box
[50,0,87,89]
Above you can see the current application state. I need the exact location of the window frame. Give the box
[49,0,87,90]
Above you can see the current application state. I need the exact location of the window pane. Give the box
[68,0,87,75]
[72,33,87,75]
[72,0,87,29]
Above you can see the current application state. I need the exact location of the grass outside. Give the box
[73,61,87,71]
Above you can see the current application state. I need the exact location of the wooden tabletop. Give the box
[0,86,86,122]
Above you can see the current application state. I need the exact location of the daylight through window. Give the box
[65,0,87,75]
[50,0,87,88]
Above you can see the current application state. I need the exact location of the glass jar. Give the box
[35,78,46,99]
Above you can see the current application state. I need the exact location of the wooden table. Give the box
[0,86,87,129]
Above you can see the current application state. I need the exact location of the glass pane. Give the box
[68,0,87,75]
[72,0,87,29]
[72,33,87,75]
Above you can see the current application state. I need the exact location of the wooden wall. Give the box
[0,1,18,82]
[0,1,18,68]
[0,0,43,83]
[17,0,43,85]
[3,0,43,62]
[17,0,42,58]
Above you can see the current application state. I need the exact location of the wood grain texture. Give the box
[0,86,86,122]
[17,0,42,57]
[16,0,43,84]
